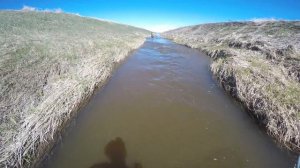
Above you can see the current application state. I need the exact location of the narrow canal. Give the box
[42,37,295,168]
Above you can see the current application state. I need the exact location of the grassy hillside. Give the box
[0,11,149,167]
[163,21,300,153]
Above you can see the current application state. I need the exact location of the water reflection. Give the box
[90,137,142,168]
[43,37,295,168]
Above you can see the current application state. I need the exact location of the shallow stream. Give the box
[42,37,295,168]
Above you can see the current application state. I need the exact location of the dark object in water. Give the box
[90,137,142,168]
[151,32,154,38]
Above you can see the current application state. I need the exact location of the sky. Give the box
[0,0,300,32]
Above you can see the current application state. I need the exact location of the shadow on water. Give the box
[90,137,142,168]
[42,37,296,168]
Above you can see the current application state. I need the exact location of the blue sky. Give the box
[1,0,300,32]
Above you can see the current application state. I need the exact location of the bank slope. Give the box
[163,21,300,153]
[0,11,149,167]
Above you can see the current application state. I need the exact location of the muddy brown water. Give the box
[42,37,296,168]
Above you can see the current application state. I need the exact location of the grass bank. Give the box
[163,21,300,153]
[0,11,149,167]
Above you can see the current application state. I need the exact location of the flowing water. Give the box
[42,37,296,168]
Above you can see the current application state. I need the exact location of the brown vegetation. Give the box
[0,11,149,167]
[163,21,300,153]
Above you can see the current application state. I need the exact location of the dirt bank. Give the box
[163,21,300,153]
[0,11,149,167]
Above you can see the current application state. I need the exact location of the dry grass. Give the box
[163,21,300,153]
[0,11,149,167]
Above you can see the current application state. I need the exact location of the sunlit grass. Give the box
[163,21,300,153]
[0,11,149,167]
